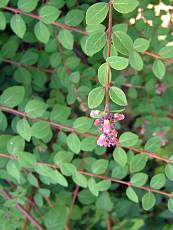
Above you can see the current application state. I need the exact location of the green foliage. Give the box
[86,2,109,25]
[10,15,26,39]
[34,21,50,44]
[88,87,105,109]
[109,86,127,106]
[0,1,172,229]
[142,192,156,211]
[113,0,139,14]
[0,86,25,108]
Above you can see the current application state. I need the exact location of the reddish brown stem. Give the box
[3,6,87,35]
[0,104,172,164]
[143,51,173,64]
[1,154,173,198]
[122,145,172,164]
[22,189,36,230]
[105,0,113,113]
[66,186,80,228]
[80,171,173,198]
[3,59,54,73]
[3,6,173,65]
[0,190,45,230]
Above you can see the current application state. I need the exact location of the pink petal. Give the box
[97,134,106,146]
[90,110,100,118]
[103,120,111,133]
[114,113,125,121]
[94,119,100,126]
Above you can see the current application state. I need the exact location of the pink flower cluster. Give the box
[90,110,124,147]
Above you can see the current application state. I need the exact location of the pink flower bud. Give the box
[97,134,106,146]
[114,113,125,121]
[103,119,111,133]
[90,110,100,118]
[94,119,100,126]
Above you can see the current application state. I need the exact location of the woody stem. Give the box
[105,0,113,113]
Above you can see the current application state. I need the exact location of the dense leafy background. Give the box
[0,0,173,229]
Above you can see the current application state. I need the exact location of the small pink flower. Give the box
[111,136,119,146]
[94,119,100,126]
[110,129,118,137]
[90,110,100,118]
[155,83,166,95]
[114,113,125,121]
[97,134,106,146]
[103,119,111,133]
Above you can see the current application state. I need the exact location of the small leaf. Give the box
[88,87,105,109]
[65,9,84,26]
[6,161,21,183]
[16,119,31,142]
[0,0,9,7]
[159,46,173,58]
[130,173,148,187]
[91,159,108,175]
[150,173,166,190]
[67,133,81,154]
[10,15,26,38]
[130,154,148,173]
[39,6,60,24]
[17,151,36,169]
[144,137,161,152]
[17,0,38,12]
[34,21,50,44]
[0,86,25,108]
[96,192,113,212]
[73,117,93,133]
[54,170,68,187]
[98,63,112,87]
[7,136,25,155]
[86,2,109,25]
[107,56,129,70]
[0,11,6,30]
[27,173,39,187]
[129,51,143,71]
[165,164,173,181]
[112,164,128,179]
[119,132,139,147]
[142,192,156,211]
[113,147,127,166]
[168,198,173,213]
[126,187,139,203]
[113,0,139,14]
[133,38,150,52]
[88,178,99,197]
[60,163,76,176]
[58,29,74,50]
[31,122,51,140]
[50,104,71,122]
[25,99,48,118]
[113,31,133,55]
[109,86,127,106]
[72,172,87,188]
[96,180,111,191]
[85,32,107,56]
[81,137,97,152]
[152,60,166,80]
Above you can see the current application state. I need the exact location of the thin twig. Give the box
[3,6,87,35]
[22,189,36,230]
[0,104,172,164]
[105,0,113,113]
[66,186,80,228]
[0,154,173,198]
[3,59,54,73]
[0,189,45,230]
